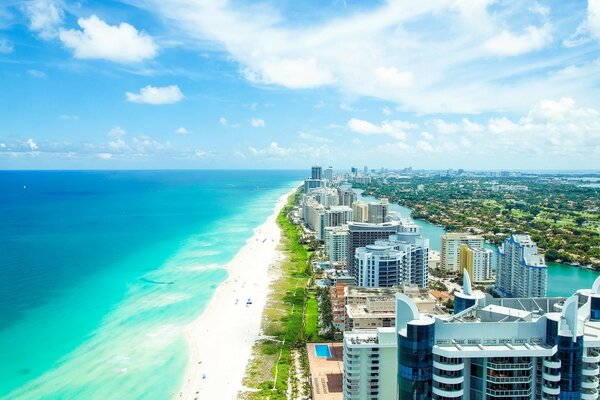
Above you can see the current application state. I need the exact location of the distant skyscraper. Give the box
[363,165,368,175]
[440,232,484,270]
[496,234,547,297]
[311,165,322,180]
[367,198,388,223]
[324,166,333,184]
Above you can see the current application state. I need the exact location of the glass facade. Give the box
[546,318,583,399]
[454,294,476,314]
[591,296,600,321]
[398,321,434,400]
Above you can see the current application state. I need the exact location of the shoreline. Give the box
[178,186,297,400]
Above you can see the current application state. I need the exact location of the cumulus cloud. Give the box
[588,0,600,38]
[126,85,183,105]
[135,0,578,113]
[249,142,287,157]
[175,127,189,135]
[27,138,39,151]
[24,0,63,40]
[484,24,552,56]
[347,118,416,140]
[250,118,265,128]
[97,152,113,160]
[59,15,157,63]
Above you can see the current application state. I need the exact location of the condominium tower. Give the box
[440,232,484,270]
[496,234,548,298]
[343,273,600,400]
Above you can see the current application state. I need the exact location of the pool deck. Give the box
[306,342,343,400]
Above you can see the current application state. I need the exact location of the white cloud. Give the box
[250,118,266,128]
[381,106,392,116]
[484,24,552,56]
[137,0,578,113]
[24,0,63,40]
[27,138,38,151]
[416,140,435,153]
[219,117,240,128]
[126,85,183,105]
[0,38,13,53]
[428,119,459,134]
[108,126,126,137]
[347,118,416,140]
[59,15,157,63]
[249,142,288,157]
[27,69,46,78]
[175,127,189,135]
[374,67,413,88]
[242,57,333,89]
[108,138,129,151]
[195,149,207,158]
[588,0,600,39]
[97,152,113,160]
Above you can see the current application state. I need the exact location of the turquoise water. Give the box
[356,190,599,297]
[314,344,332,358]
[0,170,301,399]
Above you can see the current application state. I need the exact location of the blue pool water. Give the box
[315,344,332,358]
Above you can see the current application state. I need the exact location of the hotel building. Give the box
[343,272,600,400]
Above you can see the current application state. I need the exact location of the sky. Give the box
[0,0,599,170]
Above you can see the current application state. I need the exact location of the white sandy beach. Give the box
[178,187,296,400]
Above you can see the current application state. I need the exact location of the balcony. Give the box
[433,360,464,371]
[486,388,532,397]
[581,388,599,400]
[584,351,600,363]
[433,373,464,385]
[487,361,532,370]
[583,365,600,376]
[542,372,561,382]
[487,375,532,384]
[541,385,560,396]
[432,386,464,398]
[583,376,600,390]
[542,359,561,369]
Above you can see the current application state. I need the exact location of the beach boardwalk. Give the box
[306,343,343,400]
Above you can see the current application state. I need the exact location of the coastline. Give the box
[178,186,297,400]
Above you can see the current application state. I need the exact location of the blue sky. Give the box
[0,0,599,170]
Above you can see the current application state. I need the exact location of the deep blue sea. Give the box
[0,170,302,399]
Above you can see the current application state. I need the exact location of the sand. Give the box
[178,188,296,400]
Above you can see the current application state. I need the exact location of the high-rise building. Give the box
[440,232,484,270]
[324,166,333,184]
[354,234,429,288]
[363,165,368,175]
[352,200,368,222]
[459,244,493,283]
[346,221,403,275]
[496,234,547,298]
[311,165,322,180]
[343,274,600,400]
[303,178,323,193]
[324,225,349,265]
[367,198,388,223]
[338,183,356,207]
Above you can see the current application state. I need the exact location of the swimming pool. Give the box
[314,344,332,358]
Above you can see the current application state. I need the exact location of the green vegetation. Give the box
[240,190,314,399]
[360,176,600,267]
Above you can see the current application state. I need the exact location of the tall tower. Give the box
[311,166,322,180]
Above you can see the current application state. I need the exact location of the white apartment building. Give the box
[496,234,547,298]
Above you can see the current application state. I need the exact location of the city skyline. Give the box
[1,0,599,170]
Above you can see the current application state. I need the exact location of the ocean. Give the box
[0,170,302,399]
